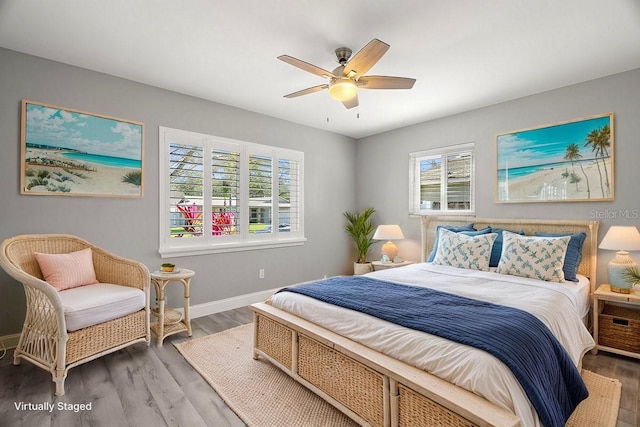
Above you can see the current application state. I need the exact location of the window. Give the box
[159,127,304,256]
[409,142,475,215]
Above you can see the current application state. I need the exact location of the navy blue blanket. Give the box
[280,276,587,427]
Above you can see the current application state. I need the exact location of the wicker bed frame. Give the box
[251,216,599,427]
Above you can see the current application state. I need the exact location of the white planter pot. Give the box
[353,262,373,275]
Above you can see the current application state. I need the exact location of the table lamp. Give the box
[598,225,640,293]
[373,225,405,262]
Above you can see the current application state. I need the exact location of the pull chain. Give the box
[325,95,330,123]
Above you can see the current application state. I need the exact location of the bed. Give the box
[250,216,600,427]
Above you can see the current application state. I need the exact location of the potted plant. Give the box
[161,262,175,273]
[343,208,376,275]
[622,266,640,295]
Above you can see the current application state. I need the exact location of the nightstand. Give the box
[371,260,414,271]
[592,284,640,359]
[150,268,194,346]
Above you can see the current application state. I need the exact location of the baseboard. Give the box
[185,287,281,319]
[0,333,20,350]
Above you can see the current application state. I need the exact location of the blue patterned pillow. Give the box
[496,231,570,282]
[427,224,484,262]
[535,232,586,282]
[433,228,497,271]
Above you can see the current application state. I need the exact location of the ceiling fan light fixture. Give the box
[280,38,414,109]
[328,78,357,101]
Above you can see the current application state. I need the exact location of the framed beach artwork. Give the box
[20,100,144,198]
[496,113,614,203]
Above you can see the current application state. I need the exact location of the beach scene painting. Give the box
[21,100,143,197]
[496,113,613,203]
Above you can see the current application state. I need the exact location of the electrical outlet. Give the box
[259,269,265,279]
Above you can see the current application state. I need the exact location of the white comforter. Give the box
[269,263,595,427]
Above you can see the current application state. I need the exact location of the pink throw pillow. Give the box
[34,248,98,291]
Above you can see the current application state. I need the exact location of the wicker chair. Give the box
[0,234,150,396]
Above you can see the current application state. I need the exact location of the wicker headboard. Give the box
[421,216,600,292]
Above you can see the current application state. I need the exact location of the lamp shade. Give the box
[599,226,640,251]
[373,225,405,241]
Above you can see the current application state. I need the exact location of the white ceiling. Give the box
[1,0,640,139]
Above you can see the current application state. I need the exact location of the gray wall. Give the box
[0,48,357,336]
[356,67,640,285]
[2,46,639,336]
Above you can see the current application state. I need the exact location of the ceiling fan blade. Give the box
[283,84,328,98]
[343,39,390,78]
[342,94,359,109]
[357,75,416,89]
[278,55,335,79]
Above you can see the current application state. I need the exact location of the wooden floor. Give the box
[0,307,638,427]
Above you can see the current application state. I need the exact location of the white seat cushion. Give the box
[58,283,146,332]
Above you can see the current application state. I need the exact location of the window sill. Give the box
[159,237,307,258]
[409,211,475,218]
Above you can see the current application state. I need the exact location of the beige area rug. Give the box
[175,324,621,427]
[567,369,621,427]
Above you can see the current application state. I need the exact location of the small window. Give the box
[409,143,475,215]
[159,127,305,257]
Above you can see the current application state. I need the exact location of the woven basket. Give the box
[298,334,385,427]
[255,315,293,369]
[599,304,640,353]
[398,384,477,427]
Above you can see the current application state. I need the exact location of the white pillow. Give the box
[433,228,497,271]
[496,231,570,282]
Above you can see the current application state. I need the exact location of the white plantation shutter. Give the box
[445,151,472,210]
[278,156,301,234]
[409,143,475,215]
[211,146,240,237]
[159,127,305,256]
[418,157,442,210]
[168,137,205,241]
[248,152,273,232]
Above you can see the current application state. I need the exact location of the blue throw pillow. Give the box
[535,232,586,282]
[488,228,525,267]
[427,224,483,262]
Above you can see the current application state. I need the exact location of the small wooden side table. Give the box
[592,284,640,359]
[150,268,194,346]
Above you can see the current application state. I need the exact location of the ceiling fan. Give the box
[278,38,416,109]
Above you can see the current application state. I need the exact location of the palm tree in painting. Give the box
[584,125,611,198]
[564,143,590,198]
[569,172,582,189]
